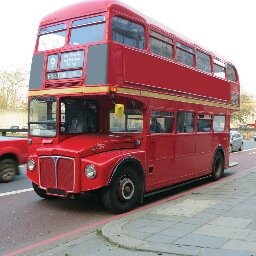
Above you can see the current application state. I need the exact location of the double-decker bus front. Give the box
[27,5,146,214]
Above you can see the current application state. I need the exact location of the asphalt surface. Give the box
[0,140,256,255]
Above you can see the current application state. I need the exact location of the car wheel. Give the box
[211,151,224,181]
[32,182,57,199]
[0,159,18,183]
[101,166,141,214]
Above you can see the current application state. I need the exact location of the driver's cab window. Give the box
[60,99,98,134]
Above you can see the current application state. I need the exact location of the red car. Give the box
[0,137,28,182]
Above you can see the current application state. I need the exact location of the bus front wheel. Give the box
[211,151,224,181]
[101,166,141,214]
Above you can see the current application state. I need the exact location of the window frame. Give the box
[150,110,175,134]
[213,115,226,132]
[176,111,195,133]
[149,30,173,59]
[111,16,146,50]
[176,42,195,67]
[227,64,237,82]
[213,59,226,79]
[196,50,212,74]
[197,113,212,133]
[69,15,106,46]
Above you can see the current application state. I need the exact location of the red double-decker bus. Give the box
[27,0,240,213]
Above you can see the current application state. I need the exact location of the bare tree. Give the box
[231,93,256,125]
[0,70,28,110]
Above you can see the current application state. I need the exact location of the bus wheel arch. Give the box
[211,147,225,181]
[101,158,144,214]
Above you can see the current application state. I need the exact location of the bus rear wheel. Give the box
[211,151,224,181]
[101,166,141,214]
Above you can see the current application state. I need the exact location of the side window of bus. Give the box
[213,115,225,132]
[176,42,195,67]
[150,111,174,133]
[149,31,173,59]
[213,59,226,79]
[177,111,194,133]
[197,51,211,73]
[112,17,145,49]
[109,109,143,133]
[197,114,212,132]
[227,64,237,82]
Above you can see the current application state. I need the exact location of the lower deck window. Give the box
[213,115,225,132]
[177,111,194,133]
[109,109,143,132]
[150,111,174,133]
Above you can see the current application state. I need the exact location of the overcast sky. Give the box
[0,0,255,95]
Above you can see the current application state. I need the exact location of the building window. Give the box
[176,42,195,67]
[177,111,194,133]
[197,51,211,73]
[112,17,145,49]
[149,31,173,59]
[213,115,225,132]
[150,111,174,133]
[197,114,212,132]
[227,64,237,82]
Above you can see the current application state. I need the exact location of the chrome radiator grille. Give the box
[39,156,75,193]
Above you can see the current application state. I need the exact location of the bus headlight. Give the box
[28,159,36,171]
[85,164,97,179]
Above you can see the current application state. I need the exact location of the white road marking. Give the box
[0,188,33,197]
[232,147,256,154]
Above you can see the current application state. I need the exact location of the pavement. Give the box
[19,167,256,256]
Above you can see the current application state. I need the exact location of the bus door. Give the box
[146,111,175,190]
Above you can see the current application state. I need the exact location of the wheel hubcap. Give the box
[117,177,135,201]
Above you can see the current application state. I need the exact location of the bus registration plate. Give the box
[46,70,83,80]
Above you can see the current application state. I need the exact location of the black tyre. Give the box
[239,143,243,151]
[0,159,18,183]
[32,182,57,199]
[211,151,224,181]
[101,166,141,214]
[229,145,233,153]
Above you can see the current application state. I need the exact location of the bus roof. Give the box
[40,0,234,65]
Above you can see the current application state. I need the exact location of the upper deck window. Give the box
[197,51,211,73]
[38,24,66,51]
[112,17,145,49]
[149,31,173,59]
[227,64,237,82]
[70,15,105,46]
[213,59,226,79]
[176,42,195,67]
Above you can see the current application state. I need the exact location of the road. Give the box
[1,140,256,256]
